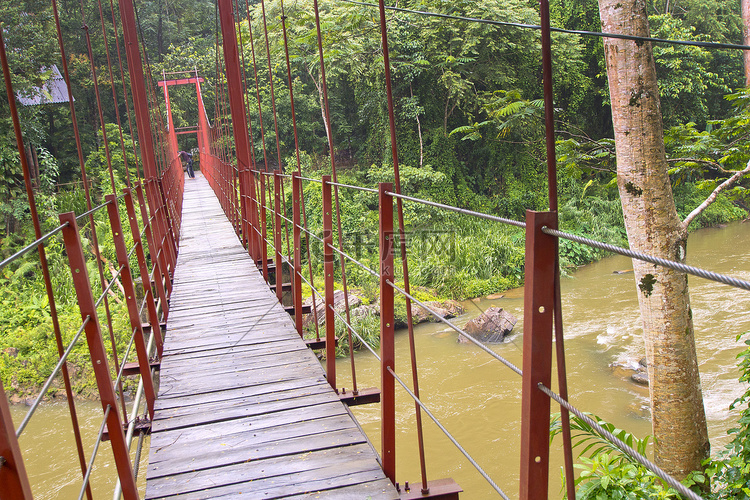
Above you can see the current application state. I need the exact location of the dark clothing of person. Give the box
[179,151,195,178]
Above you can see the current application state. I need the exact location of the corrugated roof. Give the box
[16,65,73,106]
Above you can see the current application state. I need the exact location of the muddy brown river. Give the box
[10,221,750,498]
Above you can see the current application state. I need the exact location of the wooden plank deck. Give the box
[145,174,398,499]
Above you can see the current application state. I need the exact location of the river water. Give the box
[9,221,750,498]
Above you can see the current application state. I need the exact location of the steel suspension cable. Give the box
[0,33,90,496]
[244,0,275,275]
[259,0,293,261]
[544,227,750,291]
[376,0,428,489]
[386,366,512,499]
[279,0,322,339]
[539,0,575,495]
[108,0,142,181]
[77,1,129,421]
[78,0,118,195]
[52,0,128,429]
[340,0,750,52]
[385,191,525,227]
[95,0,133,187]
[234,0,262,253]
[296,0,360,376]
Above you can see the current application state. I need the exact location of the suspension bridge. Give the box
[2,0,750,499]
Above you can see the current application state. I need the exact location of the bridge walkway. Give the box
[144,174,398,499]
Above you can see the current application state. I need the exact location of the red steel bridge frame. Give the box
[2,0,738,498]
[0,0,574,497]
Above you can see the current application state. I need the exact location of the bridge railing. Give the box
[0,165,182,499]
[191,157,750,499]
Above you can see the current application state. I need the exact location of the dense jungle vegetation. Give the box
[2,0,750,495]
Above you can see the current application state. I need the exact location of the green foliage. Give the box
[700,333,750,499]
[650,14,731,128]
[551,414,683,499]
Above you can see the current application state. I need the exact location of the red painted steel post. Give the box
[124,188,164,357]
[0,380,33,499]
[379,183,396,484]
[105,195,157,419]
[156,179,179,265]
[322,176,336,390]
[260,173,270,282]
[146,181,174,283]
[292,173,304,336]
[136,184,170,316]
[519,210,557,500]
[59,212,140,500]
[274,172,284,303]
[218,0,260,262]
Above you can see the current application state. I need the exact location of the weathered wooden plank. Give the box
[157,465,395,500]
[149,427,368,479]
[146,444,379,497]
[153,376,328,410]
[152,385,334,426]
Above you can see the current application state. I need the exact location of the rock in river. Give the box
[459,306,517,344]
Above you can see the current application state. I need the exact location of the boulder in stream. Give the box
[304,290,363,326]
[459,306,517,344]
[411,300,465,324]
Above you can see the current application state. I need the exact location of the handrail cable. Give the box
[386,279,523,376]
[128,242,139,260]
[329,306,381,362]
[15,316,92,437]
[77,404,112,500]
[113,326,159,500]
[386,191,526,228]
[543,227,750,291]
[0,222,69,272]
[112,327,138,391]
[387,366,512,500]
[94,264,127,309]
[297,175,323,184]
[329,244,381,280]
[75,199,114,222]
[340,0,750,52]
[328,180,378,193]
[537,383,704,500]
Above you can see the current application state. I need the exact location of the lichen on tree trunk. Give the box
[598,0,709,479]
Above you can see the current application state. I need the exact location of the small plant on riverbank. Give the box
[697,333,750,499]
[550,414,684,499]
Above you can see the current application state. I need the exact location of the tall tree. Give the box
[743,0,750,86]
[597,0,709,479]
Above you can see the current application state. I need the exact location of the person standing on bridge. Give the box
[179,150,195,178]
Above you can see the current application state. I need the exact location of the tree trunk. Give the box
[598,0,709,479]
[743,0,750,87]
